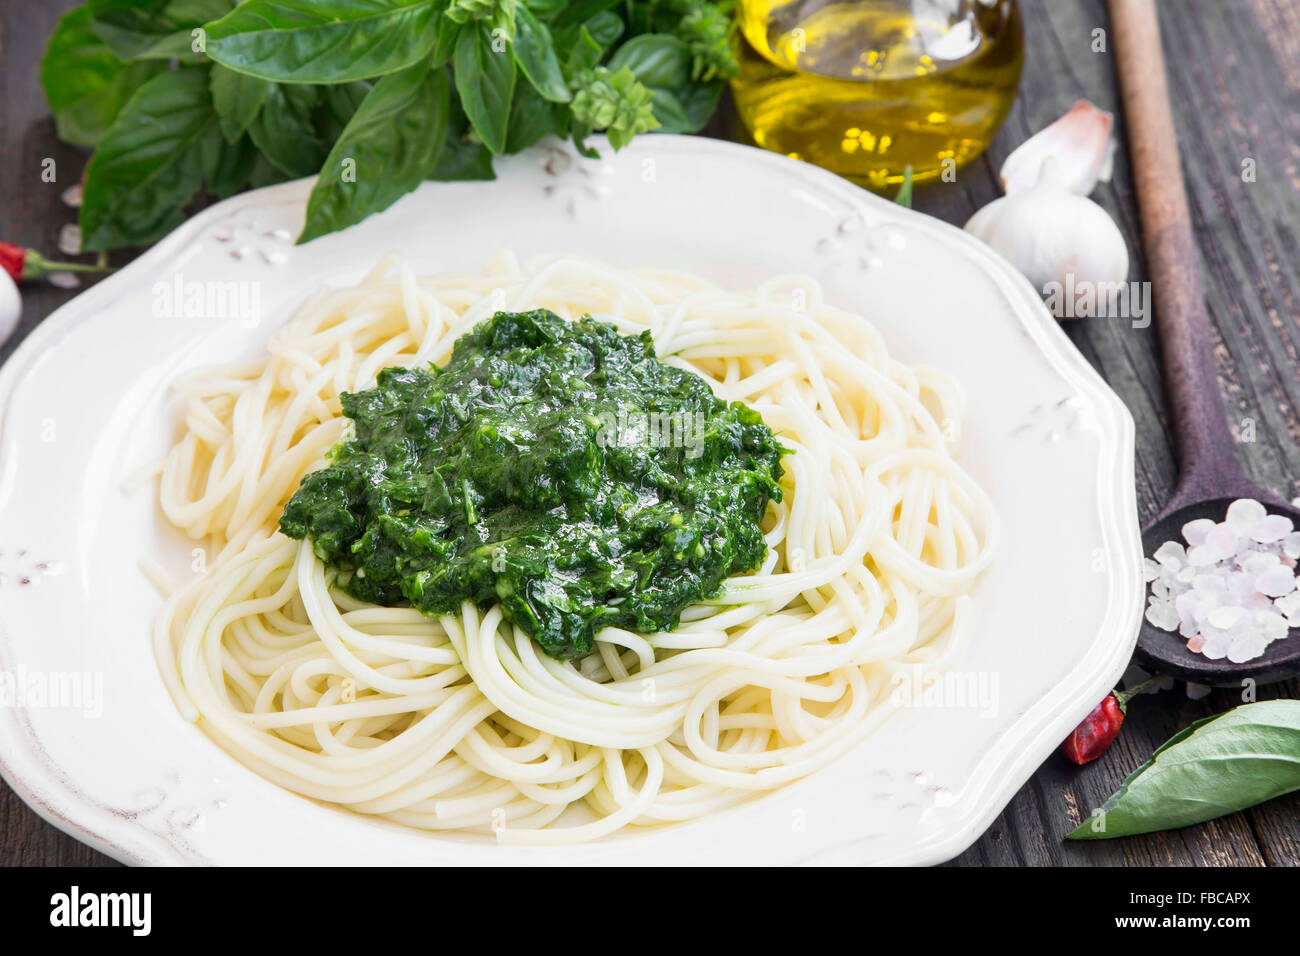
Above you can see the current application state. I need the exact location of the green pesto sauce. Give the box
[280,309,786,660]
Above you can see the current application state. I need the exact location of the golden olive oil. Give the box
[732,0,1024,189]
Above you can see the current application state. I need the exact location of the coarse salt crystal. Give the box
[1274,590,1300,624]
[1225,498,1266,530]
[1242,552,1279,576]
[1249,514,1294,543]
[1200,630,1232,660]
[1283,532,1300,560]
[1182,518,1216,546]
[1191,572,1227,594]
[1153,540,1186,568]
[1206,524,1241,558]
[1227,634,1268,663]
[1256,565,1297,597]
[1144,600,1179,631]
[1207,605,1245,629]
[1255,610,1289,641]
[1174,590,1199,621]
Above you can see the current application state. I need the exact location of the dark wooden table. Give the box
[2,0,1298,867]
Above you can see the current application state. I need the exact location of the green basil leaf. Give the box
[169,0,234,22]
[583,10,623,49]
[650,79,721,133]
[552,0,621,27]
[431,136,496,181]
[249,152,290,188]
[300,63,450,244]
[205,0,444,84]
[608,34,692,91]
[522,0,567,22]
[565,25,603,73]
[430,96,496,181]
[506,82,557,152]
[41,7,164,148]
[200,125,257,197]
[512,4,569,103]
[248,83,324,177]
[432,16,462,67]
[646,88,689,133]
[1067,700,1300,840]
[453,22,515,155]
[210,64,269,143]
[313,81,375,143]
[80,67,215,251]
[87,0,208,61]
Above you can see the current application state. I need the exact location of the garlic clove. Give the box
[1000,99,1115,196]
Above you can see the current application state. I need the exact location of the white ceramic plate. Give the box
[0,136,1142,865]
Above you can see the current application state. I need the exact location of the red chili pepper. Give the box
[1060,676,1163,765]
[0,242,111,283]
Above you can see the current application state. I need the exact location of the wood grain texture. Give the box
[1,0,1297,867]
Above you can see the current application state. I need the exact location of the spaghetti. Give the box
[153,252,996,843]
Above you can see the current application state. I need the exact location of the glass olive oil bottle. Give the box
[732,0,1024,189]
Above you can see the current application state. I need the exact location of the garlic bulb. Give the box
[964,158,1129,296]
[0,269,20,347]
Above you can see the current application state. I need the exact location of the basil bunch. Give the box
[41,0,738,251]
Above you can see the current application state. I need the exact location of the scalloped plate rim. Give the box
[0,135,1142,866]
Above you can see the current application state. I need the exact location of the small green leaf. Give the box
[648,81,721,134]
[894,166,914,208]
[583,10,623,48]
[512,3,570,103]
[564,24,604,73]
[41,7,164,148]
[205,0,445,84]
[454,22,516,155]
[1067,700,1300,840]
[248,83,324,178]
[569,65,657,150]
[608,34,692,91]
[300,63,450,244]
[210,64,269,143]
[80,67,215,251]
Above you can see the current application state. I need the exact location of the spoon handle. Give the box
[1108,0,1253,508]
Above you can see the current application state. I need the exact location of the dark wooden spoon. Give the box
[1111,0,1300,686]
